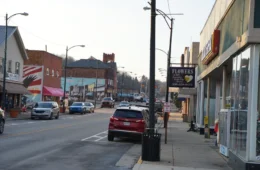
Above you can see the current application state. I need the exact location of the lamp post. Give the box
[2,12,28,110]
[94,60,99,108]
[63,45,85,113]
[144,5,183,144]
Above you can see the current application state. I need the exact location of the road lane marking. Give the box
[94,135,107,141]
[81,130,108,141]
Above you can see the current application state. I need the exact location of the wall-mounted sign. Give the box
[169,67,195,88]
[201,30,220,65]
[6,72,19,81]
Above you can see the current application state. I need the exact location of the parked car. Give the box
[0,108,5,134]
[69,102,88,114]
[31,101,59,120]
[101,97,115,108]
[85,102,95,113]
[107,106,148,141]
[118,101,130,107]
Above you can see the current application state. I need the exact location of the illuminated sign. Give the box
[201,30,220,65]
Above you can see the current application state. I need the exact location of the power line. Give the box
[9,20,66,47]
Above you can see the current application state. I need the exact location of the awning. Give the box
[43,86,64,97]
[0,81,31,94]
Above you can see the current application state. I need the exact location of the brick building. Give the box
[23,50,63,104]
[61,53,117,101]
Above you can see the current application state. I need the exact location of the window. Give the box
[52,69,54,77]
[230,47,250,159]
[113,110,143,119]
[46,68,49,75]
[8,60,12,73]
[0,58,3,73]
[15,62,20,75]
[56,71,59,77]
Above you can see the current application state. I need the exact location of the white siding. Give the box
[0,34,24,81]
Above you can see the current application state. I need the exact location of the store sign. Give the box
[201,30,220,65]
[219,144,229,157]
[6,72,19,81]
[169,67,195,88]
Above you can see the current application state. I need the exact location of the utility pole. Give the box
[148,0,156,131]
[164,19,174,139]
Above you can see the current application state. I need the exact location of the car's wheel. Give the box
[55,112,59,119]
[49,113,53,120]
[92,109,94,113]
[0,119,4,134]
[108,133,114,141]
[31,116,35,120]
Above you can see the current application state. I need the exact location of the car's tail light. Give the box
[110,117,118,122]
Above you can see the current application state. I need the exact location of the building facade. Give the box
[61,53,117,101]
[0,26,30,110]
[23,50,63,104]
[196,0,260,169]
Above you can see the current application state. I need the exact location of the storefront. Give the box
[196,0,260,169]
[0,80,31,110]
[42,86,64,105]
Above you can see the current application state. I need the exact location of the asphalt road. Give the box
[0,107,140,170]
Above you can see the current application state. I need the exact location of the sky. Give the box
[0,0,215,81]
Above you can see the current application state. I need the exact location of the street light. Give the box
[144,3,183,144]
[63,45,85,113]
[2,12,28,109]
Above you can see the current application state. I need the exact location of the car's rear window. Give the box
[114,109,143,119]
[103,97,111,100]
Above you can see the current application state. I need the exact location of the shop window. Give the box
[56,71,59,77]
[257,49,260,158]
[52,69,54,77]
[203,79,207,125]
[230,47,250,159]
[46,68,49,75]
[8,60,12,73]
[15,62,20,75]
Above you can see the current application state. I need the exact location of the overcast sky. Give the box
[0,0,215,81]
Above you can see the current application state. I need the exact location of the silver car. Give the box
[31,101,60,120]
[85,102,95,113]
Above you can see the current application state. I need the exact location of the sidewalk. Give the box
[133,113,231,170]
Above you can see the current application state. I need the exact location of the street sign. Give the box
[164,102,170,112]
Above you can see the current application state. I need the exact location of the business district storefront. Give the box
[0,80,31,110]
[196,0,260,168]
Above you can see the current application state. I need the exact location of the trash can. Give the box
[141,132,161,161]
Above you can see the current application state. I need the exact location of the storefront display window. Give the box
[230,47,250,159]
[209,79,216,127]
[257,49,260,158]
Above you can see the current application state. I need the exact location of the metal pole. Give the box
[205,77,210,138]
[94,60,98,108]
[63,46,68,113]
[2,14,8,110]
[148,0,156,131]
[222,66,226,109]
[121,73,124,101]
[164,19,173,144]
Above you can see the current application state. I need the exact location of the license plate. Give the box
[123,122,130,126]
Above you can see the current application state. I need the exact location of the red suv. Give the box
[108,106,148,141]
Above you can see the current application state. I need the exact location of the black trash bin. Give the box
[141,132,161,161]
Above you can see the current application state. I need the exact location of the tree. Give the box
[172,92,182,109]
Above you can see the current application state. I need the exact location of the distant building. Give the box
[23,50,63,104]
[61,53,117,101]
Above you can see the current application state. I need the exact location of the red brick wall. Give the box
[26,50,62,88]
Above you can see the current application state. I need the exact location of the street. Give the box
[0,107,141,170]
